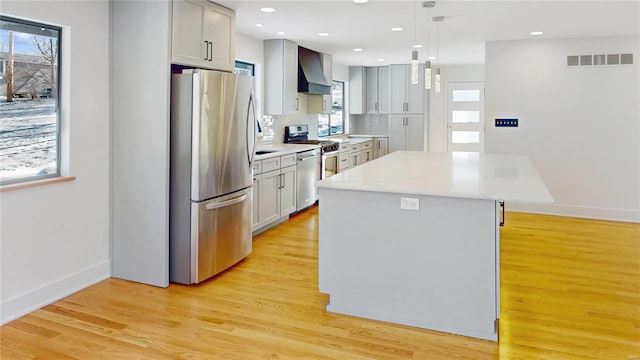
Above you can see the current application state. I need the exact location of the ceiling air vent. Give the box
[567,53,634,67]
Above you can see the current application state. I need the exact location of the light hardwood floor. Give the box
[1,207,638,359]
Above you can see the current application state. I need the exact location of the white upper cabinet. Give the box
[350,66,389,115]
[349,66,366,115]
[264,39,300,115]
[171,0,236,72]
[365,66,389,114]
[389,64,424,114]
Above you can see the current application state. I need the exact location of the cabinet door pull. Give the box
[209,41,213,62]
[323,100,327,112]
[295,97,299,111]
[499,201,505,226]
[203,41,209,60]
[375,102,378,112]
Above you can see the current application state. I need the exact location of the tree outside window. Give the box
[318,80,344,137]
[0,16,61,184]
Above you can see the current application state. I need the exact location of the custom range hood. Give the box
[298,46,330,95]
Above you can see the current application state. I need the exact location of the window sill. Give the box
[0,176,76,193]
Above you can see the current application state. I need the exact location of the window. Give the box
[234,60,254,76]
[318,80,344,137]
[0,16,61,184]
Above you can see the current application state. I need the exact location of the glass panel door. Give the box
[447,82,485,152]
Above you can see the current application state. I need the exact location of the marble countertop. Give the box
[255,143,320,161]
[349,134,389,138]
[347,137,373,146]
[316,151,553,204]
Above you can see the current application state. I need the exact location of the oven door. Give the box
[321,150,339,179]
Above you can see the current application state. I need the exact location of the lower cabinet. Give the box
[349,143,363,167]
[252,154,297,233]
[361,140,373,163]
[279,165,297,216]
[374,137,389,158]
[251,176,261,232]
[259,169,282,225]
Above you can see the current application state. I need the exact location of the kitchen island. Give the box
[315,151,553,341]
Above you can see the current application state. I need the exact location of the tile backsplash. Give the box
[259,114,319,144]
[350,114,389,135]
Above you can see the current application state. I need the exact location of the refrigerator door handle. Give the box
[205,192,249,210]
[247,93,256,166]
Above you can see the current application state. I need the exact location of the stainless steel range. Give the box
[284,125,339,179]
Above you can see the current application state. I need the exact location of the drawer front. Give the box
[362,141,373,150]
[339,143,351,153]
[280,154,297,168]
[350,144,362,152]
[339,153,351,171]
[252,160,262,175]
[261,156,281,173]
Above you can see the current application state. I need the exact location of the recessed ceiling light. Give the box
[428,56,436,60]
[353,0,369,3]
[391,27,404,32]
[255,23,264,27]
[260,7,275,13]
[530,31,543,36]
[277,31,285,35]
[413,44,423,48]
[318,32,330,37]
[377,58,385,62]
[353,48,363,52]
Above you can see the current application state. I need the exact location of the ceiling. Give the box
[216,0,640,67]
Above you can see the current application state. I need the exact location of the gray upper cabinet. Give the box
[171,0,236,72]
[350,66,389,115]
[349,66,366,115]
[308,53,333,114]
[264,39,300,115]
[389,64,424,114]
[365,66,389,114]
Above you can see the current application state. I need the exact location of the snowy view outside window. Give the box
[318,80,344,137]
[0,16,60,184]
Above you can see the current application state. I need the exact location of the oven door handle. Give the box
[322,150,340,156]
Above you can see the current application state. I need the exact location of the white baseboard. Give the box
[0,260,111,325]
[506,203,640,223]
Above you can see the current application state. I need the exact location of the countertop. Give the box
[349,134,389,138]
[254,143,320,161]
[347,137,373,146]
[316,151,554,204]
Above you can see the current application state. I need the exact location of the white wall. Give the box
[485,36,639,222]
[428,65,485,152]
[0,0,111,324]
[236,32,264,118]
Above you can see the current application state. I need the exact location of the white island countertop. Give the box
[316,151,553,204]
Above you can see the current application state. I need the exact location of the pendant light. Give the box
[411,50,419,84]
[410,0,419,84]
[422,1,435,89]
[433,15,444,93]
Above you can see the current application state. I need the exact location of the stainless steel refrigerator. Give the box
[170,69,256,284]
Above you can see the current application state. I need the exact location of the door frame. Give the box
[446,81,485,153]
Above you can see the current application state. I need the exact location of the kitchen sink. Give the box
[255,150,281,155]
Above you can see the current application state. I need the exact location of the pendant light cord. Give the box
[414,0,417,46]
[427,7,430,59]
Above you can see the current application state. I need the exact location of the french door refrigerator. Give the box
[170,69,256,284]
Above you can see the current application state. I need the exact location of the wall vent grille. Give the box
[567,53,633,67]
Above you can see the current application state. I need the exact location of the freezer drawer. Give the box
[192,189,252,283]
